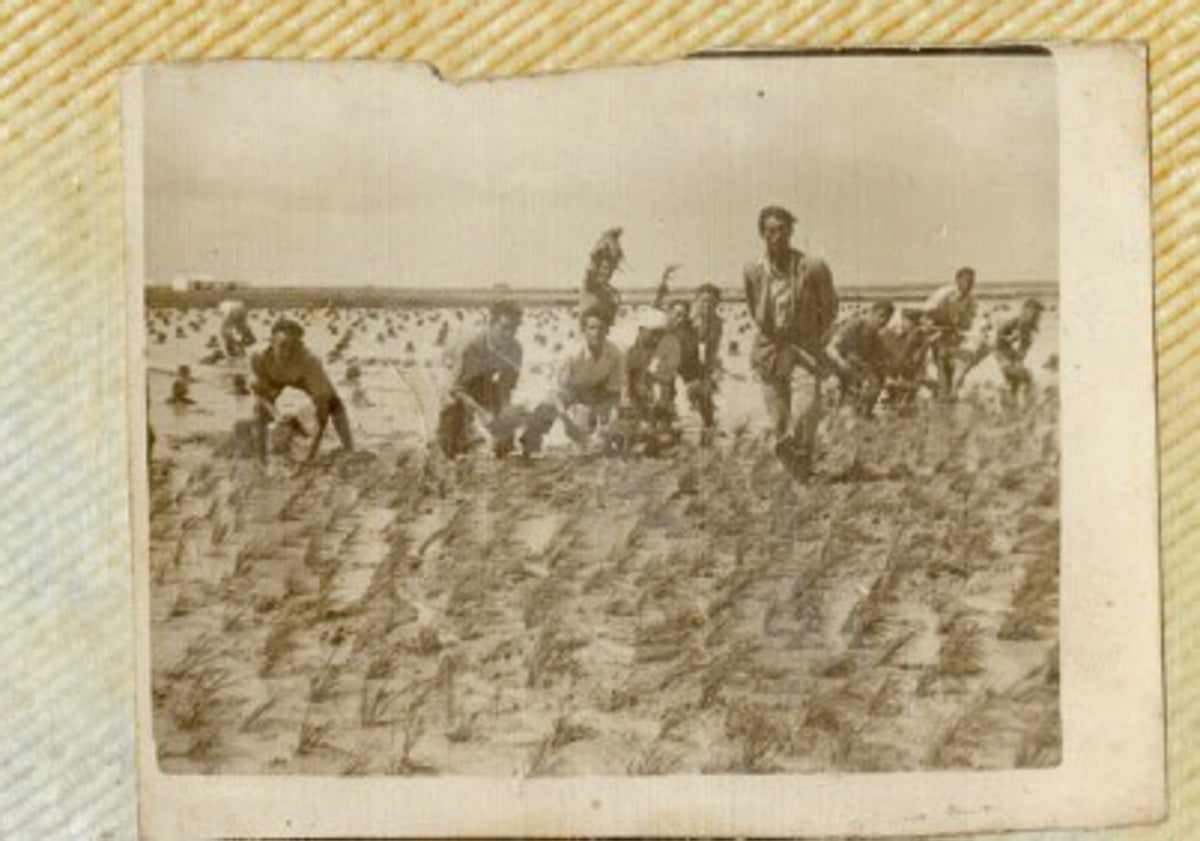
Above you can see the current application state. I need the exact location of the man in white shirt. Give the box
[921,266,979,401]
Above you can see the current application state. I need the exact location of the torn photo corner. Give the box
[122,43,1162,839]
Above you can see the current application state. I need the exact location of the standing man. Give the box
[688,283,725,444]
[744,205,838,478]
[921,266,979,401]
[250,317,353,463]
[437,299,535,459]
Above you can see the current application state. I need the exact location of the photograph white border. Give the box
[124,43,1162,839]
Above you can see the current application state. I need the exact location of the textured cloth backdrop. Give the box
[0,2,1194,839]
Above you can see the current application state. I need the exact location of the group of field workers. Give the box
[228,204,1045,479]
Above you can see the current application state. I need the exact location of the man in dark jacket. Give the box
[743,205,838,477]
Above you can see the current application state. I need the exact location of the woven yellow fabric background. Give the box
[0,2,1193,839]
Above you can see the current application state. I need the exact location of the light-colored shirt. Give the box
[922,284,976,330]
[558,340,623,404]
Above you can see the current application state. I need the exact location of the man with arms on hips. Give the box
[743,205,838,479]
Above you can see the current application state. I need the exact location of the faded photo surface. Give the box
[138,53,1060,779]
[127,46,1162,839]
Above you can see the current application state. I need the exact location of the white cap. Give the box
[638,308,670,331]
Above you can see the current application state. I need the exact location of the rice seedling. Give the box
[998,550,1059,641]
[171,666,234,731]
[296,715,333,756]
[1015,707,1061,767]
[359,680,395,728]
[164,633,221,681]
[340,751,372,776]
[445,709,481,744]
[308,651,342,703]
[260,620,298,677]
[723,701,783,773]
[240,696,277,732]
[525,623,584,689]
[627,741,676,775]
[937,615,987,680]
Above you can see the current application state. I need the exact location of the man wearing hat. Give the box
[993,298,1046,408]
[250,317,353,463]
[743,205,838,477]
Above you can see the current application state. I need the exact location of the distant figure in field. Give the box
[549,306,624,449]
[250,317,353,463]
[579,227,625,326]
[218,299,256,358]
[437,300,543,459]
[921,266,978,401]
[744,205,838,478]
[993,298,1045,408]
[827,300,895,418]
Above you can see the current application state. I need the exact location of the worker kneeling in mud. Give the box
[250,317,353,463]
[827,299,895,418]
[625,307,683,454]
[437,300,551,459]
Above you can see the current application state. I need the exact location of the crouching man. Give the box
[993,298,1045,408]
[551,306,624,449]
[625,307,682,453]
[827,300,894,418]
[251,317,353,463]
[437,300,548,459]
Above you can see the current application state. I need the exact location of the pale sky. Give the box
[142,53,1057,291]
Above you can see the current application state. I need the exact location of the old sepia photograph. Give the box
[124,46,1161,838]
